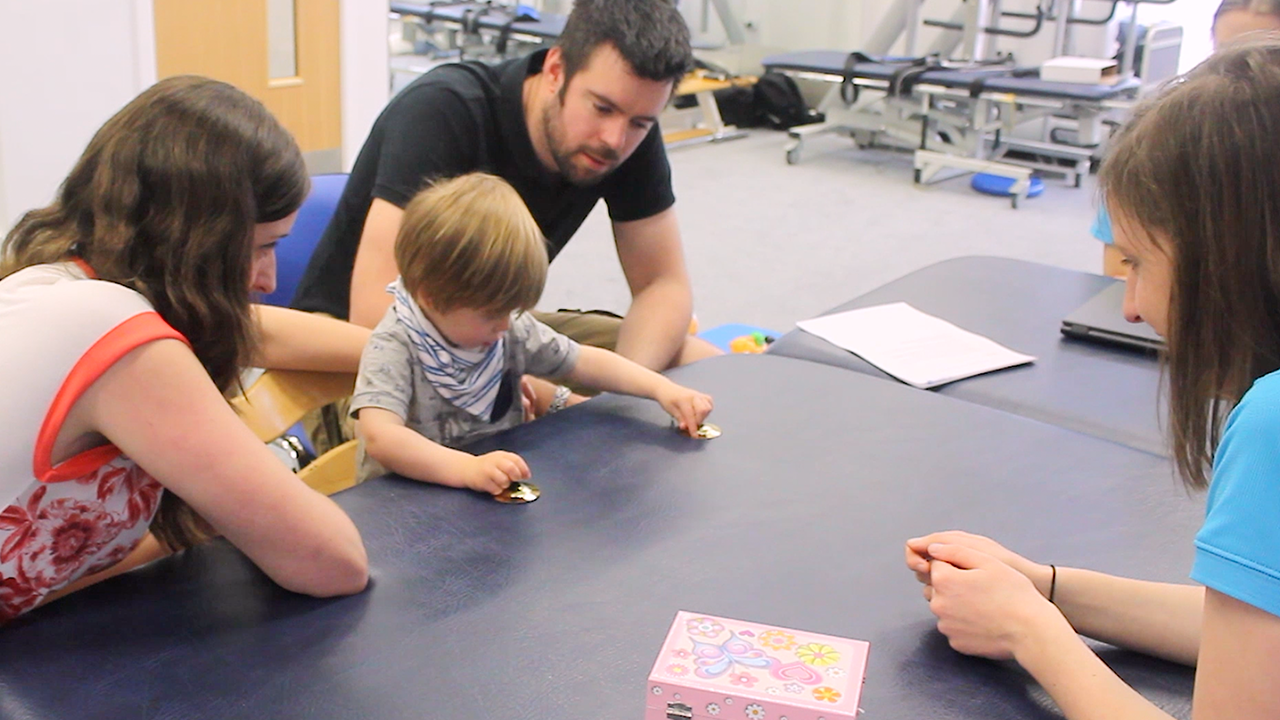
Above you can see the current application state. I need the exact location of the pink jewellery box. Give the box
[646,611,869,720]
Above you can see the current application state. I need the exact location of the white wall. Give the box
[1138,0,1216,72]
[695,0,1116,71]
[0,98,6,228]
[0,0,156,231]
[743,0,865,51]
[0,0,390,235]
[340,0,391,172]
[678,0,859,51]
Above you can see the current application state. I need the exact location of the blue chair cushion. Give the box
[260,173,349,307]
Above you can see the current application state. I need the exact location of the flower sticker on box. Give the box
[645,611,869,720]
[687,616,727,638]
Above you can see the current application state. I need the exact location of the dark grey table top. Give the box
[768,256,1167,456]
[0,354,1198,720]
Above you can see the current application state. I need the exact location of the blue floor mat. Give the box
[698,323,782,352]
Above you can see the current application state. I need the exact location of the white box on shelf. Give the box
[1042,56,1118,84]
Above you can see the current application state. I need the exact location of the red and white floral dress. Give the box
[0,261,186,622]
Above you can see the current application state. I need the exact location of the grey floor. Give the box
[540,129,1103,335]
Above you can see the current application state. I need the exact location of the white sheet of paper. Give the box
[795,302,1036,389]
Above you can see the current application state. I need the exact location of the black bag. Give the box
[752,71,824,130]
[712,85,764,128]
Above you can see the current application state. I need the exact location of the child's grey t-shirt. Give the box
[351,307,579,481]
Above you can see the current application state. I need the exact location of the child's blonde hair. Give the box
[395,173,548,314]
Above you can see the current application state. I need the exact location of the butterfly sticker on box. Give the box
[646,611,869,720]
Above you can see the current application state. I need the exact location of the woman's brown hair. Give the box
[1100,39,1280,490]
[0,75,309,547]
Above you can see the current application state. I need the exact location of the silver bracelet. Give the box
[547,384,572,413]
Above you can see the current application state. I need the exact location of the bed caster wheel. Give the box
[785,146,801,165]
[1074,174,1083,189]
[1011,195,1020,210]
[913,169,922,184]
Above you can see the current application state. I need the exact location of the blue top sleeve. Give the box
[1191,369,1280,617]
[1090,206,1113,245]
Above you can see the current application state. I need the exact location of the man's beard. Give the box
[541,101,619,187]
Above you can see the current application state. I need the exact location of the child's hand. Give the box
[461,451,531,495]
[656,382,714,436]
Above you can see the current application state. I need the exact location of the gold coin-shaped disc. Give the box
[694,423,722,439]
[493,481,541,504]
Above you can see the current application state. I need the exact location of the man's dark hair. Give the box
[558,0,693,87]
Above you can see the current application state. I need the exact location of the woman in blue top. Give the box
[906,39,1280,720]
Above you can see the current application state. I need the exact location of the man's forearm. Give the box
[348,198,406,329]
[349,280,397,330]
[613,279,692,370]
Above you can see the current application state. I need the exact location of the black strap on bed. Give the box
[889,64,927,97]
[840,52,876,105]
[420,0,465,23]
[889,57,943,97]
[401,0,475,23]
[461,5,493,34]
[495,11,519,55]
[966,66,1039,98]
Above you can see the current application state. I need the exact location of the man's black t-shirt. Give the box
[292,49,677,319]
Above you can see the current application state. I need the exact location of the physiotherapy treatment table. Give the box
[769,256,1165,457]
[0,353,1196,719]
[763,51,1140,206]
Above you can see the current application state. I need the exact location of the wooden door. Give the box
[154,0,342,172]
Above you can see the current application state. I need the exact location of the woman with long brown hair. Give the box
[0,75,368,622]
[906,40,1280,720]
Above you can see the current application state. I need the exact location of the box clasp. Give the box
[665,701,693,720]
